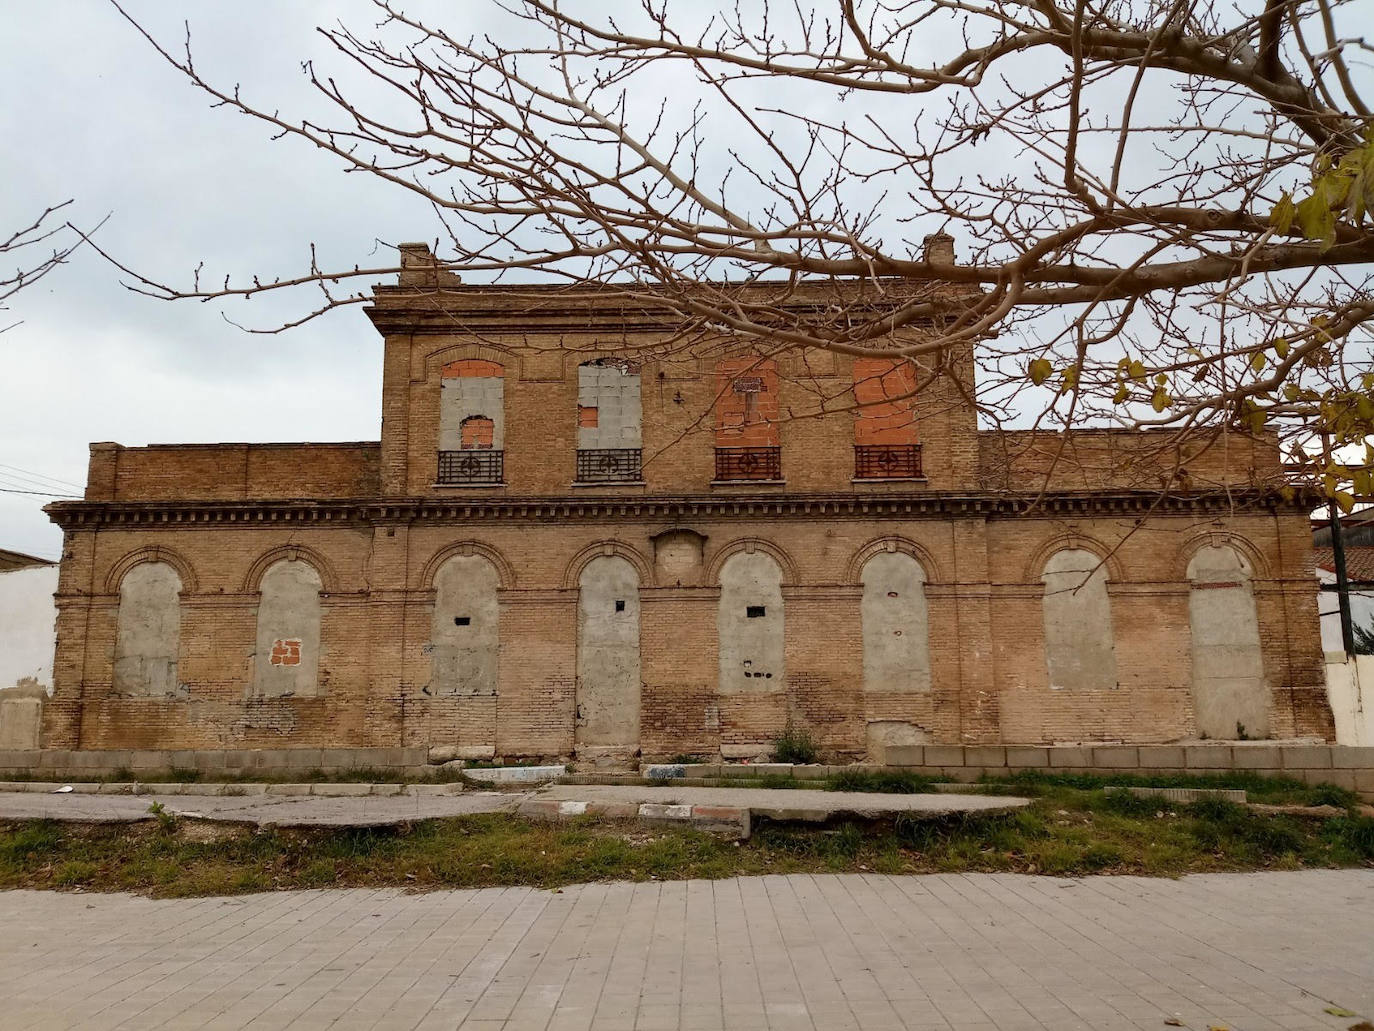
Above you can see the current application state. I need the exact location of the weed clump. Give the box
[772,725,819,765]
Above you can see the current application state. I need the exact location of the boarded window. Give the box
[577,360,641,450]
[253,560,323,697]
[1041,549,1117,691]
[861,551,931,693]
[1188,545,1269,739]
[460,415,495,450]
[853,358,918,446]
[430,554,499,697]
[113,561,183,697]
[576,555,641,754]
[714,358,780,448]
[718,551,784,694]
[439,359,504,451]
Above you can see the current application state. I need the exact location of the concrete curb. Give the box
[462,765,566,785]
[515,796,751,839]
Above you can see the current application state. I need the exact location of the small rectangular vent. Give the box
[746,606,766,618]
[615,600,626,612]
[454,616,471,626]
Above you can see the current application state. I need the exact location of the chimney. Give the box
[922,232,955,268]
[396,242,462,288]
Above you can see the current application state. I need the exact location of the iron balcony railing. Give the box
[576,448,643,483]
[437,449,504,485]
[854,444,923,479]
[714,446,782,481]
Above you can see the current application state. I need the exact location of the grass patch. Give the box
[988,769,1359,807]
[826,769,942,794]
[0,779,1369,898]
[771,726,819,765]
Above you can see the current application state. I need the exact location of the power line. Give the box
[0,462,84,491]
[0,486,78,498]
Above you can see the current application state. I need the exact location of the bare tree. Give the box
[1,201,92,334]
[107,0,1374,500]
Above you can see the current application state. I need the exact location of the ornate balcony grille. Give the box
[854,444,922,479]
[437,449,504,485]
[714,446,782,481]
[576,448,643,483]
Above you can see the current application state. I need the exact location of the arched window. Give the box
[718,551,784,693]
[861,551,931,693]
[113,562,183,697]
[576,359,642,482]
[1041,549,1117,691]
[438,358,504,484]
[253,559,322,697]
[714,358,781,480]
[576,555,641,755]
[429,554,500,697]
[853,358,921,479]
[1188,544,1269,739]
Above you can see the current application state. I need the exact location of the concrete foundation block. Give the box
[1047,747,1093,768]
[1312,769,1357,790]
[1091,746,1140,769]
[1229,746,1279,769]
[463,765,565,785]
[1353,769,1374,795]
[127,751,170,771]
[283,749,325,770]
[1331,746,1374,769]
[1137,745,1185,768]
[643,764,686,780]
[219,750,254,770]
[456,746,497,761]
[1280,745,1333,770]
[0,751,38,769]
[256,750,293,769]
[941,767,980,783]
[881,745,924,767]
[1005,747,1048,768]
[168,751,198,770]
[1184,746,1233,769]
[923,745,965,766]
[964,746,1006,768]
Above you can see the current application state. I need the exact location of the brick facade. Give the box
[42,267,1335,759]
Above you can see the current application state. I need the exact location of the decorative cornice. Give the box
[45,488,1311,531]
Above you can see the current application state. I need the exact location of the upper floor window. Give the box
[438,359,504,485]
[576,359,642,483]
[714,357,781,481]
[853,358,921,479]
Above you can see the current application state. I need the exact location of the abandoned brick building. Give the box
[42,245,1335,761]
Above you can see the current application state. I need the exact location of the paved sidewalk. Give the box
[0,871,1370,1030]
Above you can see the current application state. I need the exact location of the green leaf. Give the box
[1250,351,1267,372]
[1274,337,1289,359]
[1028,358,1052,386]
[1151,387,1171,412]
[1128,360,1147,382]
[1112,385,1130,404]
[1270,191,1295,234]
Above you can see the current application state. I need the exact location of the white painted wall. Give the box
[0,563,57,692]
[1325,654,1374,746]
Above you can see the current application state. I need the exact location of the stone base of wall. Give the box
[0,747,429,780]
[879,742,1374,795]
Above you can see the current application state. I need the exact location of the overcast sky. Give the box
[0,2,459,559]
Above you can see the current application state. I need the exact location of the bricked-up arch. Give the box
[705,537,799,586]
[845,536,944,586]
[1041,549,1118,691]
[575,555,641,757]
[1187,544,1270,739]
[113,561,184,698]
[861,551,931,694]
[420,541,516,591]
[105,546,198,596]
[578,359,642,450]
[562,540,654,590]
[252,559,323,698]
[718,551,785,696]
[429,554,499,697]
[714,357,779,447]
[440,359,505,451]
[242,544,338,595]
[853,358,918,445]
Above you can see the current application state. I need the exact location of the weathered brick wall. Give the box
[44,508,1331,755]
